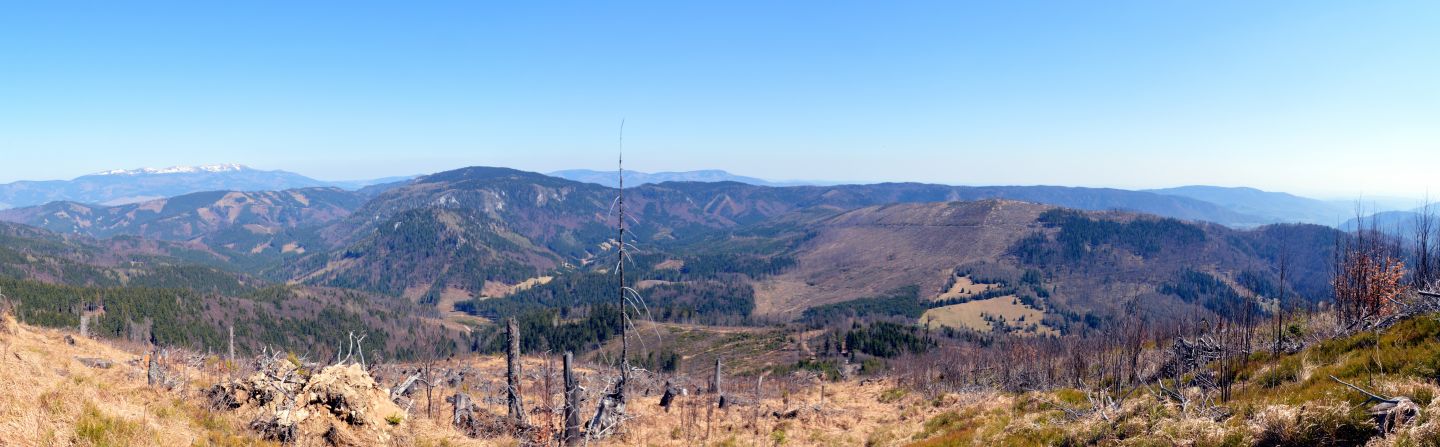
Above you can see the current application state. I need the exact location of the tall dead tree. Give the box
[505,317,527,427]
[1274,239,1290,356]
[589,122,631,438]
[563,351,581,445]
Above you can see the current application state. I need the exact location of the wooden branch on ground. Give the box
[1330,375,1396,403]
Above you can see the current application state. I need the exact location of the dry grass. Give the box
[0,315,266,446]
[9,309,1440,446]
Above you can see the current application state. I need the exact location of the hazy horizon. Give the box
[3,1,1436,198]
[4,161,1434,205]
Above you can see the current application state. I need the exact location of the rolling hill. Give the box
[548,168,798,187]
[268,168,1333,326]
[1147,185,1354,226]
[715,201,1340,332]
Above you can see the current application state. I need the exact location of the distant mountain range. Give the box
[1144,186,1352,226]
[0,187,369,263]
[549,170,1422,227]
[548,169,818,188]
[0,164,406,210]
[0,164,1425,228]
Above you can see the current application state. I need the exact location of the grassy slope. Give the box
[0,313,267,446]
[0,313,488,446]
[7,307,1439,446]
[903,313,1440,447]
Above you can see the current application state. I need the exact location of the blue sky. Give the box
[1,1,1436,198]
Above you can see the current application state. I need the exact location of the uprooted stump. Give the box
[446,392,509,438]
[1370,397,1422,434]
[209,362,407,445]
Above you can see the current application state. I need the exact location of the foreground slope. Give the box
[5,304,1440,446]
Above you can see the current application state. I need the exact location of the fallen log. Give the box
[1331,375,1421,434]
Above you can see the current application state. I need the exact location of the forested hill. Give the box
[275,167,1270,299]
[0,221,465,360]
[0,165,1352,361]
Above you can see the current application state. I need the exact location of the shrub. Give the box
[916,410,974,440]
[1257,356,1302,388]
[75,402,145,446]
[771,428,788,445]
[878,387,909,404]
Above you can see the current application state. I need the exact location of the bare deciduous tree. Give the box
[1414,198,1436,288]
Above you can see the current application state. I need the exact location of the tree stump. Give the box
[506,317,527,427]
[563,351,581,445]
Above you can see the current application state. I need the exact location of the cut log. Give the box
[76,357,112,369]
[391,372,422,400]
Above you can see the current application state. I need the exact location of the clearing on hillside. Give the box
[933,275,1002,301]
[921,296,1057,336]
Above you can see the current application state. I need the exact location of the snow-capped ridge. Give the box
[91,164,251,176]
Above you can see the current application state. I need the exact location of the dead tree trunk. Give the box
[563,351,581,445]
[753,373,767,437]
[660,380,677,412]
[589,133,631,439]
[506,317,527,427]
[80,314,89,338]
[712,357,726,408]
[227,325,235,364]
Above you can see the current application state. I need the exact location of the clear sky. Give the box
[2,1,1436,198]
